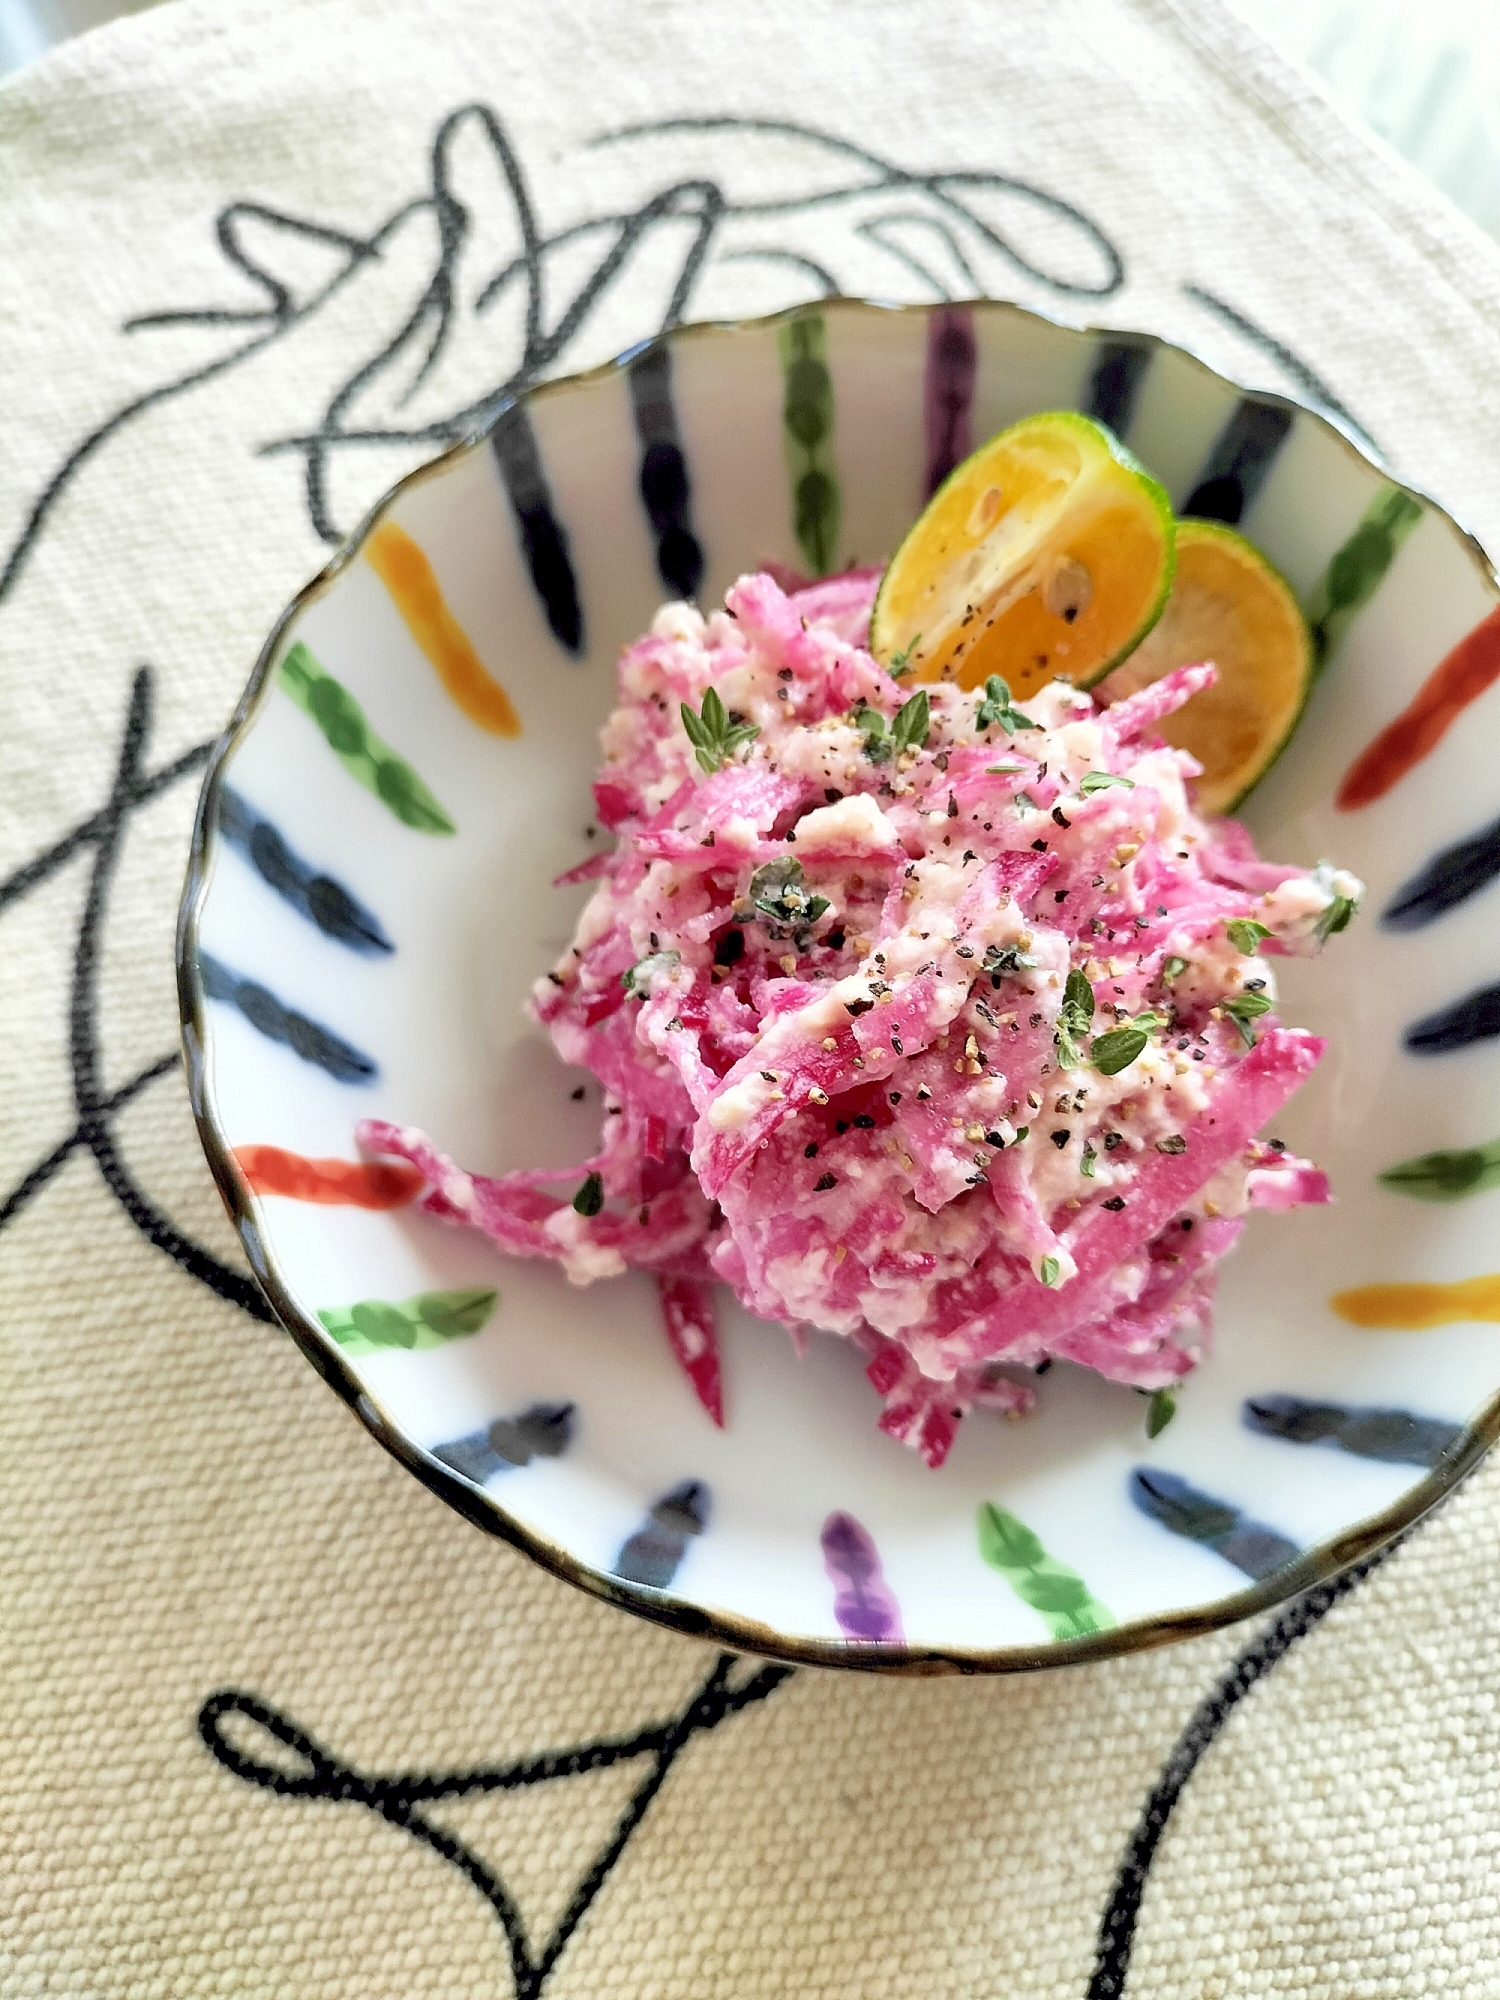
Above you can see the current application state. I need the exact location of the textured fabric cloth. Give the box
[4,2,1500,1993]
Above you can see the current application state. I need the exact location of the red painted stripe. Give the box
[232,1143,423,1208]
[1337,602,1500,811]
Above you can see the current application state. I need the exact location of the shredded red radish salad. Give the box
[360,570,1360,1466]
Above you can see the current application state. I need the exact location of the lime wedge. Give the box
[1100,520,1313,814]
[870,411,1175,698]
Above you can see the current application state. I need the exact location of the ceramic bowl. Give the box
[179,298,1500,1672]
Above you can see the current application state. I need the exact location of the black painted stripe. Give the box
[219,789,393,955]
[1087,338,1152,438]
[489,403,584,654]
[613,1479,710,1589]
[1383,811,1500,931]
[627,342,704,600]
[1183,399,1295,524]
[1405,982,1500,1055]
[1242,1395,1462,1468]
[432,1401,575,1484]
[199,952,377,1083]
[1129,1468,1300,1579]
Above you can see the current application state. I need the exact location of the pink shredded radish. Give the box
[358,569,1361,1465]
[656,1274,724,1427]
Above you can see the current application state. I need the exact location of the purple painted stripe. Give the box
[821,1510,905,1643]
[924,306,977,498]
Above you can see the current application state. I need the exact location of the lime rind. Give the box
[1139,517,1314,815]
[1089,445,1176,685]
[1177,515,1300,597]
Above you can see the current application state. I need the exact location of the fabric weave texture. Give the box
[4,1,1500,1992]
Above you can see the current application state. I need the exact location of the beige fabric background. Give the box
[5,1,1500,1992]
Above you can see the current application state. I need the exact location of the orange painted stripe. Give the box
[1331,1274,1500,1330]
[1337,603,1500,810]
[232,1143,424,1209]
[365,519,521,736]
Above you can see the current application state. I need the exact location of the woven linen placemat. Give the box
[5,2,1500,1992]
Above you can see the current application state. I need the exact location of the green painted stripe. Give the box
[278,640,457,834]
[1379,1136,1500,1202]
[778,313,841,578]
[976,1500,1115,1640]
[1305,486,1423,671]
[318,1286,496,1354]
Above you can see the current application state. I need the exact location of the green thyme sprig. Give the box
[1091,1011,1164,1077]
[1079,771,1135,795]
[892,688,931,753]
[747,856,830,928]
[1145,1387,1177,1438]
[680,685,760,775]
[888,633,921,677]
[1224,989,1273,1047]
[621,950,682,998]
[984,942,1038,977]
[976,675,1033,734]
[1226,917,1273,955]
[1314,891,1359,943]
[856,688,931,763]
[1055,967,1095,1071]
[855,704,893,762]
[573,1172,605,1217]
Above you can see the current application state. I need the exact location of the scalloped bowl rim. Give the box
[176,294,1500,1674]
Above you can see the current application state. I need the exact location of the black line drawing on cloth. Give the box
[16,670,1442,1987]
[0,97,1427,1988]
[1088,1535,1404,1997]
[0,103,1128,607]
[0,109,1379,617]
[193,1538,1426,1998]
[0,666,272,1318]
[199,1651,794,2000]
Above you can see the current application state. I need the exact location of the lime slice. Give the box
[870,411,1175,698]
[1100,520,1313,814]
